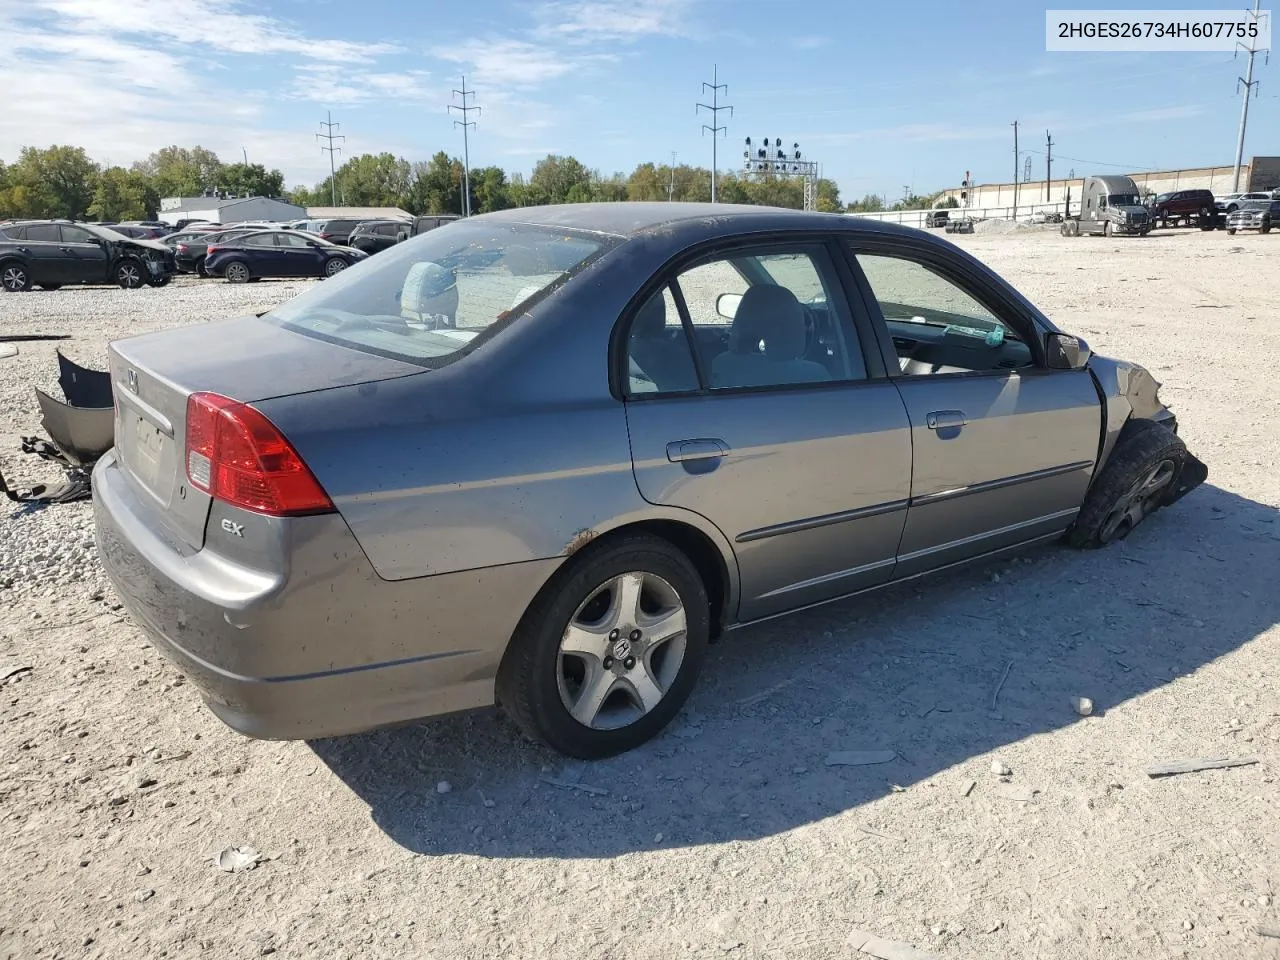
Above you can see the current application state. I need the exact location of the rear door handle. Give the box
[666,438,729,462]
[926,410,967,431]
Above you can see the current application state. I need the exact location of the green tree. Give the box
[134,145,223,198]
[846,193,886,213]
[529,155,591,205]
[407,152,464,215]
[627,163,667,201]
[217,162,285,198]
[4,145,99,218]
[472,166,509,213]
[89,166,158,221]
[331,153,412,207]
[814,178,841,213]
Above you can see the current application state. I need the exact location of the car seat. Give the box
[401,261,459,328]
[711,285,831,388]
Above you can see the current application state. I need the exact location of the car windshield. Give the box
[265,220,614,366]
[1108,194,1140,205]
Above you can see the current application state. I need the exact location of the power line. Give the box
[449,76,481,218]
[1232,0,1269,193]
[316,111,345,207]
[697,65,732,203]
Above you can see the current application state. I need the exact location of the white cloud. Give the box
[534,0,691,41]
[30,0,397,62]
[434,38,577,87]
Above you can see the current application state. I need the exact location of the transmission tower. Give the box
[1231,0,1269,192]
[316,111,345,207]
[449,76,481,217]
[697,65,732,203]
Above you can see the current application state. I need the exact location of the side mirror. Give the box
[1044,332,1091,370]
[716,292,742,320]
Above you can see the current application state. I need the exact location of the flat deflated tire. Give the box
[496,533,710,759]
[1068,419,1188,549]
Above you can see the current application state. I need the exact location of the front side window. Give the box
[674,247,865,390]
[60,225,95,243]
[266,221,613,366]
[273,232,309,248]
[854,253,1034,375]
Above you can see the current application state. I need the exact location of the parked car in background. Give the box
[92,202,1207,758]
[0,220,178,291]
[409,214,461,237]
[1225,199,1279,235]
[294,218,364,245]
[110,224,170,240]
[1215,192,1271,213]
[347,219,412,254]
[172,227,259,275]
[203,229,367,282]
[923,209,950,228]
[120,220,173,233]
[1148,189,1217,228]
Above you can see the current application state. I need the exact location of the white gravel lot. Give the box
[1,231,1278,960]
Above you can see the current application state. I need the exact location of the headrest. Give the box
[730,284,806,360]
[632,293,667,338]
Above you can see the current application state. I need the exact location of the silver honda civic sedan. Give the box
[93,203,1206,758]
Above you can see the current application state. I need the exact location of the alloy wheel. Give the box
[1099,458,1176,544]
[117,262,143,289]
[2,266,28,292]
[556,571,688,730]
[225,262,250,283]
[324,258,347,277]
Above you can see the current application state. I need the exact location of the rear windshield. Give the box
[265,220,616,366]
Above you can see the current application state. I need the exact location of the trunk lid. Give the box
[109,314,424,548]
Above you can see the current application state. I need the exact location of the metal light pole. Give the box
[316,111,345,207]
[1231,0,1267,193]
[697,66,732,202]
[449,76,481,217]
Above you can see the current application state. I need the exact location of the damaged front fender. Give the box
[1088,354,1176,470]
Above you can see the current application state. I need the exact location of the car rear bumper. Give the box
[92,449,559,740]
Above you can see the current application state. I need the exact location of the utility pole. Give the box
[316,111,345,207]
[697,65,732,202]
[449,76,481,217]
[1231,0,1268,193]
[668,151,677,201]
[1011,120,1019,221]
[903,185,912,205]
[1045,130,1053,201]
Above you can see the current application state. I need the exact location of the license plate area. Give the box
[118,410,174,503]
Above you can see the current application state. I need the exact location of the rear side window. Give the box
[374,223,400,237]
[625,286,699,394]
[266,221,614,366]
[26,224,59,241]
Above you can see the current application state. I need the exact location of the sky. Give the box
[0,0,1275,200]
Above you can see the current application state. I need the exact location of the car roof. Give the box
[473,202,918,241]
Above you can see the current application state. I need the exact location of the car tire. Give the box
[496,533,710,759]
[115,260,144,289]
[224,261,251,284]
[1103,221,1112,238]
[322,257,347,278]
[194,257,207,277]
[1068,420,1189,549]
[147,275,171,287]
[1227,228,1236,235]
[1262,223,1271,234]
[1,262,32,292]
[38,284,62,291]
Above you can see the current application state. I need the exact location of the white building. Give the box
[157,194,306,226]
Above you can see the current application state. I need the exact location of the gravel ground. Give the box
[1,232,1278,960]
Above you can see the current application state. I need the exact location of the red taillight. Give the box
[184,392,334,517]
[206,245,220,255]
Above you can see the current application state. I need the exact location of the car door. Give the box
[623,240,913,622]
[847,243,1101,578]
[58,225,110,282]
[16,223,77,284]
[272,231,314,275]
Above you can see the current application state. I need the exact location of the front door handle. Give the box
[926,410,967,431]
[666,438,729,463]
